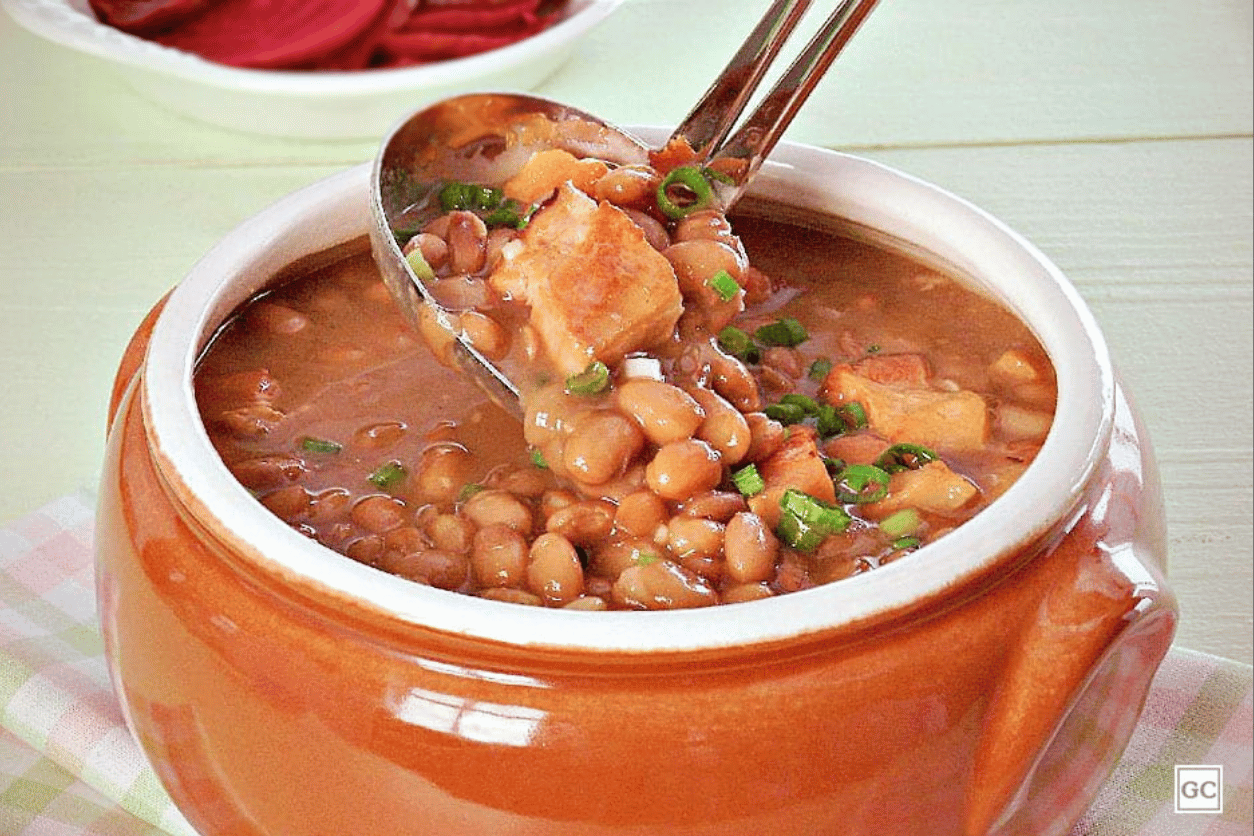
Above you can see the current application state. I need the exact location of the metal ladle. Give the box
[369,0,879,418]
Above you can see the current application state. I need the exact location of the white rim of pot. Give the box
[142,137,1114,653]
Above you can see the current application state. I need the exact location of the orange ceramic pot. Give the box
[96,139,1176,836]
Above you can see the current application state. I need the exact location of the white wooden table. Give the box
[1,0,1250,664]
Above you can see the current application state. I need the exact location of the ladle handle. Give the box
[670,0,814,159]
[712,0,880,203]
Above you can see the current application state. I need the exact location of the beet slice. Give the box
[154,0,391,69]
[398,0,544,33]
[89,0,212,36]
[380,19,550,63]
[305,0,410,69]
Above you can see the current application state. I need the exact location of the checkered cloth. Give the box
[3,492,1250,835]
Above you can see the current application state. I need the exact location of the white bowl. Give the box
[2,0,624,138]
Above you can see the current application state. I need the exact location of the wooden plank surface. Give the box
[0,0,1249,662]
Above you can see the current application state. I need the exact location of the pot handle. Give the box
[966,385,1177,836]
[108,292,171,433]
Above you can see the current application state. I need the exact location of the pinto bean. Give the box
[425,512,475,554]
[459,311,509,360]
[721,582,775,604]
[678,490,746,523]
[229,454,306,491]
[380,549,469,590]
[461,489,532,533]
[664,239,745,297]
[445,210,488,275]
[593,164,660,205]
[414,442,473,504]
[249,301,308,336]
[260,485,310,521]
[665,516,725,562]
[623,208,670,251]
[480,587,544,606]
[645,439,723,501]
[527,533,584,606]
[724,512,779,583]
[562,411,645,485]
[350,495,408,533]
[470,523,529,588]
[615,379,706,446]
[614,490,669,539]
[744,412,787,461]
[546,499,616,545]
[611,560,718,610]
[402,232,449,271]
[687,387,751,465]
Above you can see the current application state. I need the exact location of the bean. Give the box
[724,512,779,583]
[562,411,645,485]
[611,560,718,610]
[623,208,670,251]
[459,311,509,360]
[721,583,775,604]
[402,232,449,271]
[563,596,609,611]
[461,489,533,533]
[483,227,518,272]
[687,388,751,465]
[678,490,746,523]
[480,588,544,606]
[350,495,408,533]
[487,464,553,498]
[383,526,426,557]
[425,513,475,554]
[615,379,705,446]
[217,403,286,439]
[470,523,529,588]
[306,488,351,523]
[672,210,743,252]
[249,301,308,336]
[744,412,787,462]
[761,346,804,380]
[590,537,658,579]
[614,490,668,539]
[261,485,310,521]
[664,239,745,299]
[380,549,469,590]
[546,499,616,545]
[345,535,383,565]
[414,442,473,504]
[230,454,305,491]
[527,533,584,606]
[445,210,488,275]
[665,516,725,562]
[429,275,492,309]
[646,439,722,501]
[353,421,407,449]
[538,489,579,523]
[593,164,659,205]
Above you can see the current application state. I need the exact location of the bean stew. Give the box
[195,146,1056,610]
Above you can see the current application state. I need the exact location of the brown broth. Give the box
[195,204,1055,609]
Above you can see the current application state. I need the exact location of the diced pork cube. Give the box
[748,427,836,527]
[822,365,989,454]
[863,461,979,519]
[490,184,683,375]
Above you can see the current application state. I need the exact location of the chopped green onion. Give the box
[764,401,808,425]
[823,456,847,476]
[404,246,436,281]
[731,464,765,497]
[879,508,921,538]
[439,182,500,213]
[779,393,819,415]
[457,483,485,502]
[438,181,531,228]
[565,360,611,396]
[776,488,851,551]
[892,536,922,551]
[754,317,808,347]
[300,436,342,455]
[815,404,846,438]
[529,448,548,469]
[874,443,939,474]
[367,461,406,491]
[833,463,890,504]
[838,402,868,430]
[708,269,740,302]
[807,357,833,381]
[656,166,714,219]
[634,552,661,566]
[716,326,761,363]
